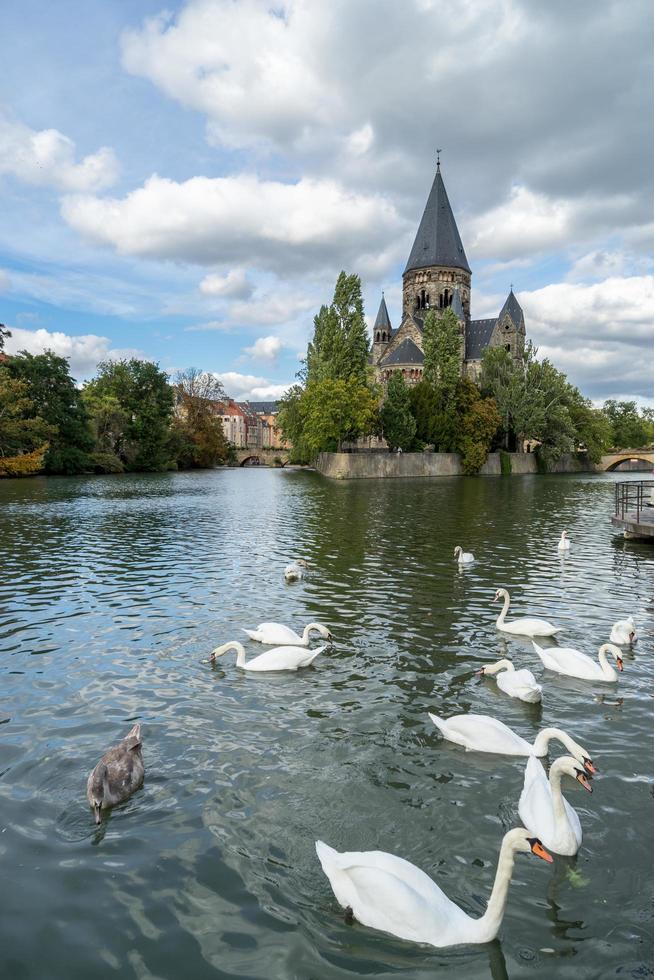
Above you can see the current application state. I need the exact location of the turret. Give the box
[371,293,392,365]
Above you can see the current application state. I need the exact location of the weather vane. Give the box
[436,148,442,168]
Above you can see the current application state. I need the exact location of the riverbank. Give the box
[316,450,596,479]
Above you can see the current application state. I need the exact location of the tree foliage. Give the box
[171,368,229,468]
[306,272,370,384]
[0,323,11,352]
[603,399,654,449]
[7,350,93,473]
[83,359,173,471]
[422,307,462,404]
[299,377,378,453]
[455,377,501,474]
[0,368,54,477]
[380,371,416,451]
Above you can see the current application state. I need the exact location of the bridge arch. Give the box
[600,451,654,472]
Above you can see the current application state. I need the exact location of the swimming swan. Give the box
[243,622,332,646]
[428,712,595,771]
[86,723,144,825]
[315,828,552,948]
[478,659,542,703]
[610,616,637,645]
[454,546,474,564]
[518,755,592,856]
[493,588,561,637]
[557,531,571,551]
[284,559,309,582]
[533,641,623,682]
[210,640,326,671]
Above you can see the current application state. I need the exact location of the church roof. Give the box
[380,338,424,366]
[498,288,524,328]
[404,166,471,276]
[466,318,497,360]
[373,295,392,332]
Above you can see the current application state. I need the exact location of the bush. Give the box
[499,450,512,475]
[0,443,48,477]
[89,452,124,474]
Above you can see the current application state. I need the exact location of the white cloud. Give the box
[0,269,10,292]
[61,173,405,275]
[518,276,654,399]
[228,293,315,327]
[199,267,253,299]
[4,326,144,381]
[0,114,119,193]
[214,370,291,401]
[243,335,283,361]
[184,319,231,332]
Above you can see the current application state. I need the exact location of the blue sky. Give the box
[1,0,653,404]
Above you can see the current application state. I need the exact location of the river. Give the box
[0,468,652,979]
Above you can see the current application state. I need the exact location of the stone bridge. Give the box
[598,450,654,472]
[233,448,291,467]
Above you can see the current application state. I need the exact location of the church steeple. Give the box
[404,165,470,275]
[373,293,392,342]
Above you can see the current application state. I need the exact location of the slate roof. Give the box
[497,289,524,329]
[380,337,424,366]
[404,166,471,275]
[246,401,279,414]
[373,295,392,332]
[465,319,497,360]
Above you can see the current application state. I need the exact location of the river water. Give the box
[0,468,652,980]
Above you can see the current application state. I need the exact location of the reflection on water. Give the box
[1,468,653,979]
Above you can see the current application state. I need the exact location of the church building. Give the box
[371,163,526,383]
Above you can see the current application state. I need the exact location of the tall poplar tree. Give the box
[422,307,462,405]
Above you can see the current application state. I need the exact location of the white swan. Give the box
[284,559,309,583]
[428,712,595,771]
[315,828,552,948]
[243,622,332,646]
[610,616,637,645]
[454,546,474,564]
[209,640,325,672]
[478,659,542,703]
[557,531,571,551]
[519,755,592,856]
[533,641,623,682]
[493,588,561,637]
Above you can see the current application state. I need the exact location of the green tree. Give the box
[603,400,654,448]
[276,384,312,463]
[306,272,370,384]
[8,350,94,473]
[84,359,174,471]
[422,307,462,405]
[455,377,501,474]
[567,393,612,463]
[380,371,417,451]
[298,377,379,454]
[171,368,229,468]
[0,369,54,467]
[0,323,11,352]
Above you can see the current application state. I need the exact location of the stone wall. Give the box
[316,451,595,480]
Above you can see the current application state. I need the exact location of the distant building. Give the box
[371,163,526,384]
[211,398,288,450]
[213,399,249,447]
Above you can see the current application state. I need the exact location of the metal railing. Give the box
[614,480,654,523]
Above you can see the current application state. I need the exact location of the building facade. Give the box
[371,164,526,384]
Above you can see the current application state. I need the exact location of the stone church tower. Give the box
[371,162,526,384]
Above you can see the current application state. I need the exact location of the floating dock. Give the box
[612,480,654,539]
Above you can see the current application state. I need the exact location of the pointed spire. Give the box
[404,166,470,275]
[373,294,392,332]
[498,287,524,329]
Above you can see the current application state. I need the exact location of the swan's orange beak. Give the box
[583,758,597,774]
[530,839,553,863]
[576,772,593,793]
[617,658,624,671]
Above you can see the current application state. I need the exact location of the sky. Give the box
[0,0,653,405]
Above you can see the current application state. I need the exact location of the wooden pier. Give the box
[612,480,654,539]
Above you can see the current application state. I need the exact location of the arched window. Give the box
[414,295,420,311]
[425,292,430,308]
[505,343,511,352]
[382,331,387,342]
[376,331,381,342]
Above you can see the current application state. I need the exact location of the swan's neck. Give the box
[495,592,510,626]
[213,642,246,667]
[485,659,514,676]
[548,761,569,828]
[302,623,321,643]
[597,646,617,680]
[474,838,518,943]
[532,727,574,757]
